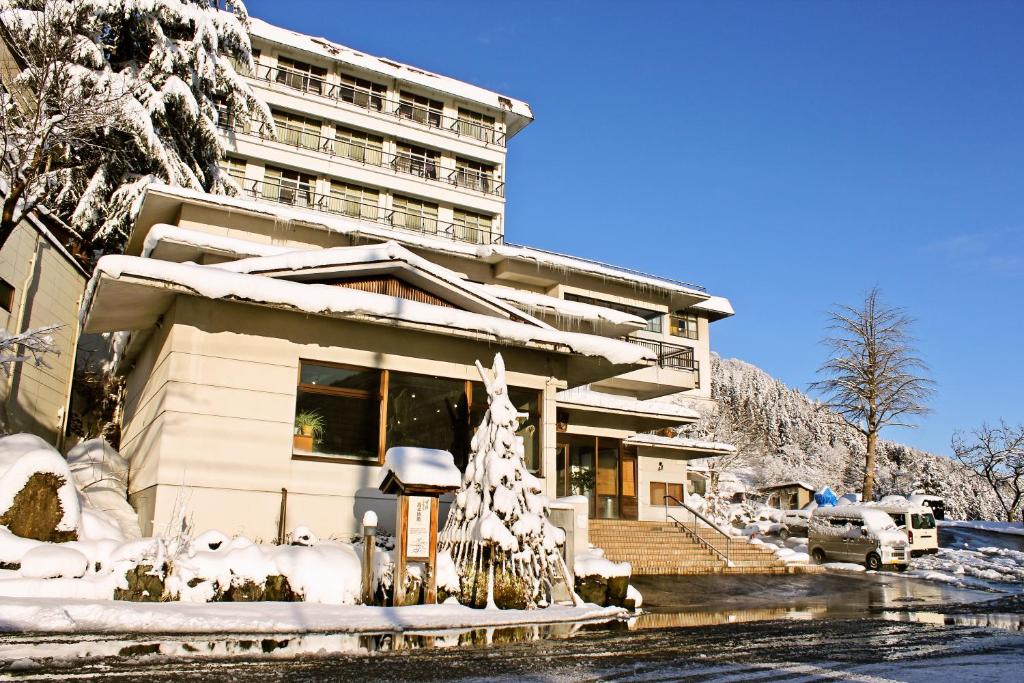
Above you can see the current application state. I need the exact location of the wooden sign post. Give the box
[379,448,461,606]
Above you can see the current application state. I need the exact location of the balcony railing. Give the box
[626,338,699,371]
[217,117,505,198]
[236,178,504,246]
[251,62,507,146]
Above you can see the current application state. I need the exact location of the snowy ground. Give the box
[941,519,1024,537]
[0,598,623,635]
[907,546,1024,592]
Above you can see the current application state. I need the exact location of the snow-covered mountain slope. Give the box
[701,355,1001,521]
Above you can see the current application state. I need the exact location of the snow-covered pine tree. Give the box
[438,353,572,610]
[0,0,271,255]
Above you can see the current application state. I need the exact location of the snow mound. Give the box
[575,549,630,579]
[0,434,81,535]
[19,546,89,579]
[66,439,141,540]
[381,447,461,489]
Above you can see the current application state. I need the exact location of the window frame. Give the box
[0,278,14,312]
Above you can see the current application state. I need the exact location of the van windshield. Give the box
[912,513,935,530]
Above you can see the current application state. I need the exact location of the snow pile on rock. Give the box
[66,439,141,540]
[574,548,630,579]
[0,434,81,542]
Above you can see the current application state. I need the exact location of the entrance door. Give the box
[620,447,638,520]
[556,435,638,520]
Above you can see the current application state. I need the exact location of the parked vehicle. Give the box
[780,501,818,538]
[808,506,910,570]
[878,503,938,556]
[908,494,945,521]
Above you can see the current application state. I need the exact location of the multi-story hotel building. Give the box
[80,17,735,538]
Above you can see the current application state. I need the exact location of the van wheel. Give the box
[811,548,826,565]
[779,527,790,540]
[865,553,882,571]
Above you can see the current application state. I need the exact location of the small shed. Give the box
[761,481,816,511]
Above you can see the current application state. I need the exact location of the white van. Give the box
[878,503,938,556]
[908,494,945,521]
[808,506,910,570]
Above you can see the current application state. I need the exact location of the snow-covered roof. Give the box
[623,433,737,455]
[248,17,533,134]
[215,241,549,327]
[555,387,698,421]
[691,295,735,321]
[81,255,656,372]
[761,481,817,492]
[130,185,715,304]
[380,448,462,490]
[476,283,647,337]
[142,224,298,261]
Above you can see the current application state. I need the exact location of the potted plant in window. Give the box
[294,410,325,452]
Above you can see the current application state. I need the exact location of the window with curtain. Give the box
[391,195,438,233]
[263,166,315,208]
[333,126,383,165]
[454,158,494,193]
[338,72,386,111]
[398,91,443,127]
[453,209,493,244]
[457,108,496,143]
[218,157,247,184]
[395,143,440,180]
[328,181,379,220]
[275,56,327,94]
[272,110,322,150]
[670,312,699,340]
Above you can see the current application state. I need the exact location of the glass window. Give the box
[385,373,470,462]
[263,166,315,208]
[670,313,699,340]
[564,293,663,330]
[295,362,381,461]
[338,72,385,111]
[457,108,496,142]
[218,157,246,183]
[275,56,327,95]
[912,513,935,530]
[272,110,322,150]
[394,143,440,180]
[399,91,443,127]
[328,181,379,220]
[471,383,541,474]
[0,278,14,312]
[454,157,494,193]
[391,195,439,233]
[453,210,493,244]
[333,126,383,165]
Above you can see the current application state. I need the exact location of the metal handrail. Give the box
[625,338,699,370]
[252,61,507,146]
[217,118,506,198]
[663,494,733,566]
[238,178,505,246]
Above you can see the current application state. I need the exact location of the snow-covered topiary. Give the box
[438,354,573,609]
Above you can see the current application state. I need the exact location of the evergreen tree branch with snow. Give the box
[809,288,934,501]
[438,353,573,609]
[0,0,272,256]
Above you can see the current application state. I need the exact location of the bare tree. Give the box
[0,322,59,372]
[953,421,1024,522]
[0,1,118,251]
[678,405,759,517]
[810,288,934,501]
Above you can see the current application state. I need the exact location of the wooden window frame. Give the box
[0,278,14,312]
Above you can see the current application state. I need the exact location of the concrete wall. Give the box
[122,295,565,539]
[0,218,85,445]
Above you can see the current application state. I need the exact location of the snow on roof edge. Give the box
[623,433,737,453]
[555,387,698,420]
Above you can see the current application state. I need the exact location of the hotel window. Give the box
[669,312,699,340]
[272,110,322,151]
[215,100,250,134]
[294,360,542,473]
[218,156,247,184]
[564,293,664,332]
[391,195,438,233]
[453,209,493,244]
[338,72,386,111]
[294,362,383,461]
[650,481,684,505]
[687,473,706,496]
[263,166,315,208]
[394,143,440,180]
[275,56,327,94]
[0,278,14,312]
[333,126,383,166]
[328,181,379,220]
[398,92,443,128]
[457,108,496,143]
[453,158,494,193]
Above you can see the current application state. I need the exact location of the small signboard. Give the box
[406,496,433,560]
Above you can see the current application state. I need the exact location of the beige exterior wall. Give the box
[122,296,565,539]
[0,218,86,444]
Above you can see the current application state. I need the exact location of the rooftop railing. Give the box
[625,337,700,372]
[251,62,507,147]
[217,118,505,198]
[235,177,505,246]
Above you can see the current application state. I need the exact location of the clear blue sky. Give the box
[245,0,1023,456]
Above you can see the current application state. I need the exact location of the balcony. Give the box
[233,178,504,246]
[218,118,505,198]
[591,338,700,399]
[251,62,507,147]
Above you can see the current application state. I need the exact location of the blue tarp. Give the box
[815,487,838,507]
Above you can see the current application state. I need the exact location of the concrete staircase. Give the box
[588,519,811,576]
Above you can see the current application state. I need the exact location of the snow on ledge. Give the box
[477,283,647,331]
[623,433,736,454]
[85,256,655,366]
[381,448,461,489]
[142,224,301,260]
[556,387,698,419]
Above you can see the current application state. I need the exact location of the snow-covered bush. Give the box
[439,354,573,609]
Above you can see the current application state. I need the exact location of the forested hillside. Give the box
[702,356,1000,520]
